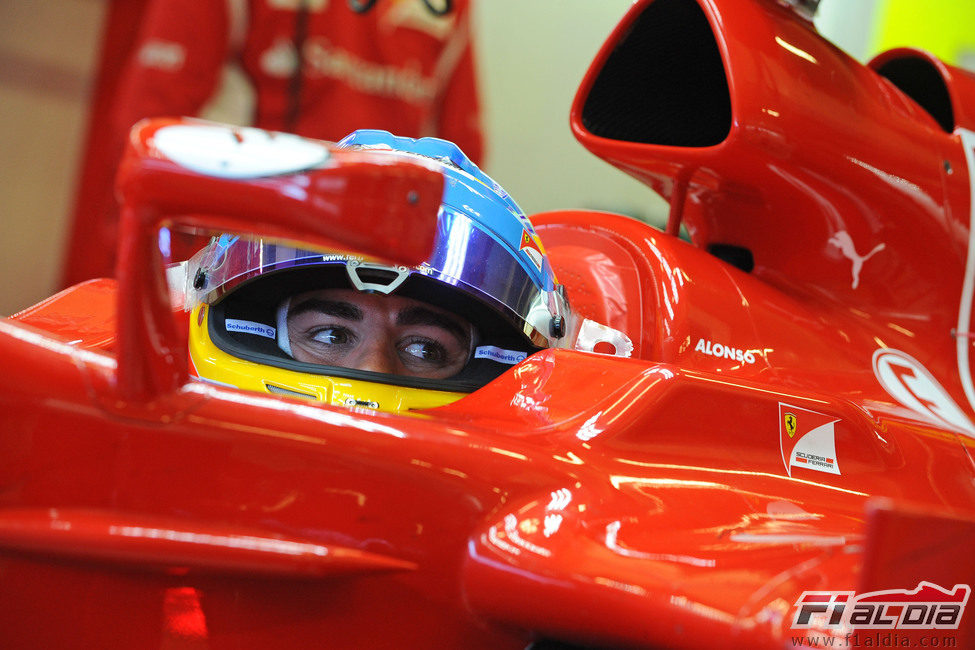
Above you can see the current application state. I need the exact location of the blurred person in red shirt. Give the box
[62,0,483,286]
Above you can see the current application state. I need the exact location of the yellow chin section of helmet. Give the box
[188,305,467,413]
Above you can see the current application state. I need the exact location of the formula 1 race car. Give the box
[2,0,975,648]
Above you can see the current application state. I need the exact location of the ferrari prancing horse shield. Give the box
[779,403,841,477]
[784,412,797,438]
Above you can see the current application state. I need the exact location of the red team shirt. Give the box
[115,0,482,156]
[63,0,482,284]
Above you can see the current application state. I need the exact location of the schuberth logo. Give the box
[474,346,527,365]
[225,318,276,339]
[793,582,971,631]
[778,403,840,476]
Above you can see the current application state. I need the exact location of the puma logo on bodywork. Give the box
[829,231,885,289]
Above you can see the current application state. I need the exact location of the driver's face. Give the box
[286,289,473,379]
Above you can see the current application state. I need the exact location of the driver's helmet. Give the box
[185,130,631,412]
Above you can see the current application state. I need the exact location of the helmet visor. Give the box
[187,209,564,346]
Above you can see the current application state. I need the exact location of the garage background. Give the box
[1,0,971,316]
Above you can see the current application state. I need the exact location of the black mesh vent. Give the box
[581,0,731,147]
[874,56,954,133]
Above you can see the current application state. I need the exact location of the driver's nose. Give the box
[353,339,400,375]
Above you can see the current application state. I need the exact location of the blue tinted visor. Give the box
[187,210,564,348]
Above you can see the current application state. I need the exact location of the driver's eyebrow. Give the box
[288,299,362,321]
[396,306,469,345]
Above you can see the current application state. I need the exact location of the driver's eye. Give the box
[401,340,446,363]
[310,327,351,346]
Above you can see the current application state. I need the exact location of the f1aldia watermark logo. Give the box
[793,582,970,631]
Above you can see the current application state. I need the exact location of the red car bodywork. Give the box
[2,0,975,647]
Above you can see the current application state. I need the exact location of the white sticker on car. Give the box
[779,403,841,477]
[873,348,975,437]
[955,128,975,416]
